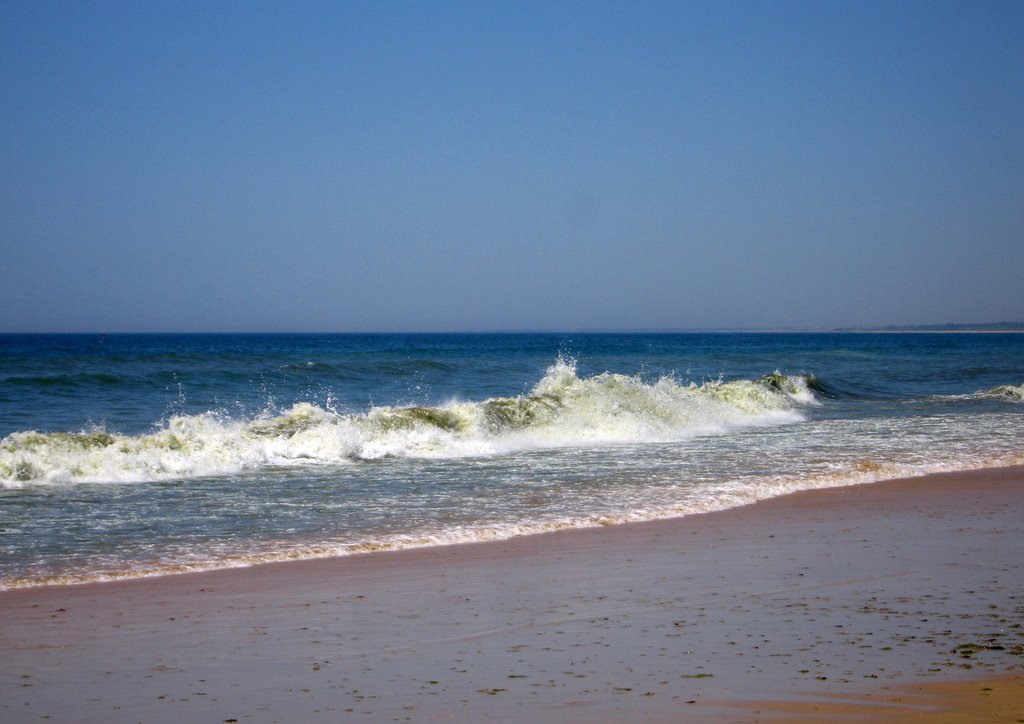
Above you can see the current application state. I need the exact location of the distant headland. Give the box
[828,322,1024,333]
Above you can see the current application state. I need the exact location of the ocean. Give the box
[1,332,1021,589]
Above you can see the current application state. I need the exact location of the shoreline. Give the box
[2,466,1022,721]
[7,457,1020,591]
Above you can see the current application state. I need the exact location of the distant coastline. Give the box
[493,323,1024,334]
[827,322,1024,333]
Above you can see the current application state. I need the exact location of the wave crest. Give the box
[1,360,816,486]
[985,384,1024,401]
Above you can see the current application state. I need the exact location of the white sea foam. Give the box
[987,384,1024,401]
[0,359,814,486]
[4,448,1021,590]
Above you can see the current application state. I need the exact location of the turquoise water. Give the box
[1,333,1022,587]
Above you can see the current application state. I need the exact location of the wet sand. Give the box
[729,674,1024,721]
[2,466,1022,722]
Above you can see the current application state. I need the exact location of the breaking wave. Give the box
[1,359,818,487]
[984,384,1024,401]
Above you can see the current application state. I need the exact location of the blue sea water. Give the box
[1,332,1022,587]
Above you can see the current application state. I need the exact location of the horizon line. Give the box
[3,323,1023,336]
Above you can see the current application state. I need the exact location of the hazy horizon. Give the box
[3,1,1022,333]
[3,322,1023,336]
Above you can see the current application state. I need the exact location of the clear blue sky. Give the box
[2,0,1022,332]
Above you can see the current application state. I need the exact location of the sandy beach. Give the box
[2,466,1022,722]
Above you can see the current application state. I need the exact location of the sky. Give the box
[1,1,1022,332]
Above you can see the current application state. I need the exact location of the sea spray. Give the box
[1,359,815,486]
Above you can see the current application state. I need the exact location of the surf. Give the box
[0,358,817,486]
